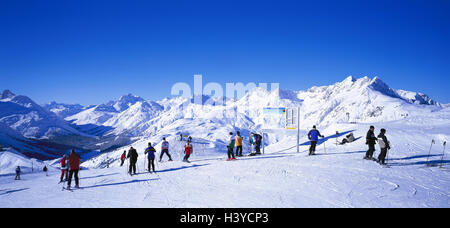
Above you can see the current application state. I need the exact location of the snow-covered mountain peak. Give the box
[1,90,16,100]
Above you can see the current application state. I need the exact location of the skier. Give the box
[249,132,262,156]
[227,132,236,161]
[249,133,255,154]
[144,142,156,173]
[67,149,81,190]
[159,137,173,162]
[339,133,355,145]
[120,151,126,166]
[377,129,391,165]
[15,166,21,180]
[59,154,69,183]
[308,126,324,155]
[43,165,48,176]
[188,136,193,143]
[235,131,243,157]
[183,141,193,163]
[127,146,138,175]
[364,126,378,160]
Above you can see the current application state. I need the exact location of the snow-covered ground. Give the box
[1,117,448,208]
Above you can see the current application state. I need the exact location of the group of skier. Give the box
[118,137,188,175]
[14,125,392,187]
[226,131,263,161]
[307,125,391,165]
[364,125,391,165]
[58,149,81,190]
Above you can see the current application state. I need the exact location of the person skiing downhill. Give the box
[364,126,378,160]
[183,141,193,163]
[127,146,138,175]
[227,132,236,161]
[235,131,243,157]
[159,138,173,162]
[145,142,156,173]
[377,129,391,165]
[67,149,81,190]
[308,126,324,155]
[59,154,69,183]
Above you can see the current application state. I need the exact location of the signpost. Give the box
[262,102,303,153]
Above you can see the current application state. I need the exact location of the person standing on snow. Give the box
[235,131,244,157]
[308,126,324,155]
[67,149,81,190]
[120,151,126,167]
[250,132,262,156]
[183,141,193,163]
[59,154,69,183]
[159,138,173,162]
[364,126,378,160]
[15,166,21,180]
[377,129,391,165]
[145,142,156,173]
[127,146,139,175]
[227,132,236,161]
[249,133,255,154]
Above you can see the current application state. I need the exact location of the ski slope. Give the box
[1,119,449,208]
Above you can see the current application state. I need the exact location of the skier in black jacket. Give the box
[127,147,139,175]
[364,126,378,160]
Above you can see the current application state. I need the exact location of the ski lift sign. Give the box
[263,107,299,130]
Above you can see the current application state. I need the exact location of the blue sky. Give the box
[1,0,449,105]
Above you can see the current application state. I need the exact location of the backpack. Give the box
[378,137,386,149]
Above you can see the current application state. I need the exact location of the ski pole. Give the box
[426,139,436,166]
[144,153,147,172]
[439,141,446,168]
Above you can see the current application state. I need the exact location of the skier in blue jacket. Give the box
[308,126,324,155]
[144,142,157,173]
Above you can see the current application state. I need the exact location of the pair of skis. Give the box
[62,186,83,192]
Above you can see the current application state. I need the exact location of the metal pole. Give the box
[262,132,265,154]
[440,141,446,168]
[297,106,300,153]
[426,139,435,166]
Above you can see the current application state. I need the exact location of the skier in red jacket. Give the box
[120,151,126,166]
[67,149,81,190]
[59,155,69,183]
[183,141,193,163]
